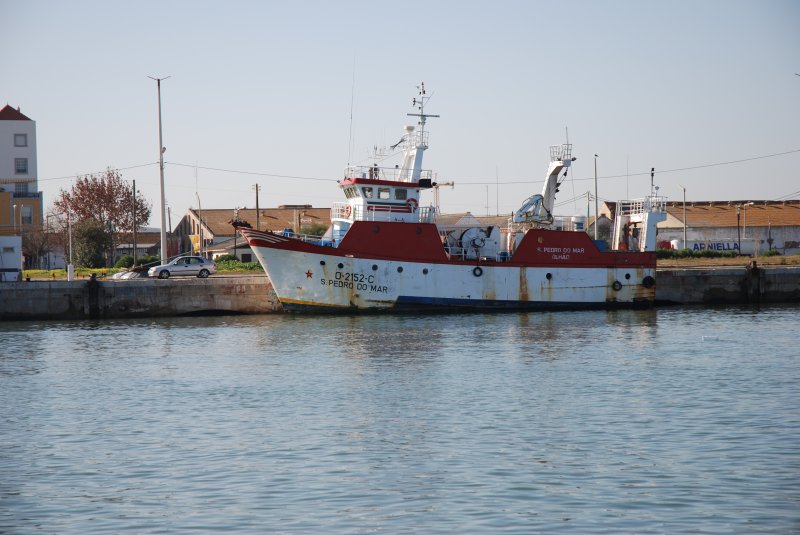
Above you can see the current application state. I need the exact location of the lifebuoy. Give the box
[473,266,483,277]
[612,280,622,291]
[406,198,418,211]
[344,204,352,218]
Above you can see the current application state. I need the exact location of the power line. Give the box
[35,147,800,197]
[451,148,800,185]
[38,162,158,182]
[166,162,333,182]
[774,189,800,201]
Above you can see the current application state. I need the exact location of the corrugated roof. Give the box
[191,207,331,237]
[436,212,511,228]
[662,200,800,228]
[0,104,32,121]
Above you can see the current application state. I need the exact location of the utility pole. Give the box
[586,191,591,229]
[196,193,204,257]
[167,206,172,256]
[254,183,261,230]
[679,184,686,250]
[67,211,74,281]
[148,75,170,263]
[736,204,741,253]
[593,155,599,240]
[132,179,138,266]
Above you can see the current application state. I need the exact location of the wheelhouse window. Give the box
[395,188,408,200]
[15,158,28,174]
[14,134,27,147]
[362,186,374,198]
[378,188,390,200]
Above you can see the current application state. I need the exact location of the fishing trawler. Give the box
[240,84,666,312]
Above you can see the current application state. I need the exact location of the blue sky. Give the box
[3,0,799,227]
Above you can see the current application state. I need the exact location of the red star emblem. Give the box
[305,270,313,278]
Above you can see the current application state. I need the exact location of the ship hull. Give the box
[241,226,657,312]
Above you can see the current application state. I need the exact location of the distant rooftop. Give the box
[0,104,32,121]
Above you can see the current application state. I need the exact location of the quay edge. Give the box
[1,266,798,321]
[0,275,281,321]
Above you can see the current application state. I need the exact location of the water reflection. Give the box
[1,307,797,534]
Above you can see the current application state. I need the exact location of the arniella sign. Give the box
[692,241,740,252]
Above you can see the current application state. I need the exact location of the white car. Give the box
[148,256,217,279]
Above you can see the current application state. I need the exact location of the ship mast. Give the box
[398,82,439,182]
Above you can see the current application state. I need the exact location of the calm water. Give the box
[1,306,798,534]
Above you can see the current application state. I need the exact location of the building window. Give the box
[15,182,28,195]
[14,134,27,147]
[21,206,32,225]
[15,158,28,174]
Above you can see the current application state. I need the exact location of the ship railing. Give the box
[332,202,437,223]
[441,245,512,263]
[279,228,334,247]
[550,143,572,162]
[617,196,668,216]
[343,165,433,183]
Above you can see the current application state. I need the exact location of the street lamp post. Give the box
[149,75,170,264]
[12,204,17,234]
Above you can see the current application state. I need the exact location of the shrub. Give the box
[657,249,738,260]
[214,254,237,263]
[136,255,161,268]
[115,255,134,268]
[215,259,264,272]
[760,249,781,257]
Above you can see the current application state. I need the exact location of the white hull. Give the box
[251,244,655,311]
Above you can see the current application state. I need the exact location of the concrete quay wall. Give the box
[655,265,800,305]
[0,275,281,321]
[0,266,797,321]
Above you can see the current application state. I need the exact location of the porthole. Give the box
[546,272,552,280]
[397,266,404,273]
[320,260,326,266]
[625,273,631,280]
[372,264,378,271]
[423,268,429,275]
[337,263,344,269]
[642,276,656,288]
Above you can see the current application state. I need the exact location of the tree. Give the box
[53,169,152,267]
[73,219,111,268]
[21,223,54,269]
